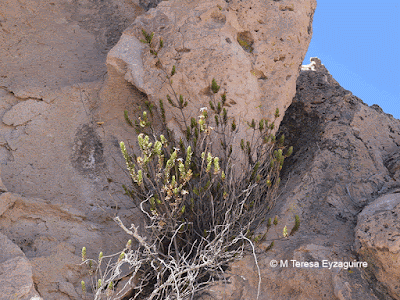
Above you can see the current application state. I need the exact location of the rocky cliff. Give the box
[200,57,400,300]
[0,0,399,299]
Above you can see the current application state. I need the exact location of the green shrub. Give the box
[81,29,295,300]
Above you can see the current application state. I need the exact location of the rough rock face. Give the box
[356,193,400,300]
[0,191,106,299]
[106,0,316,144]
[0,0,149,298]
[139,0,164,10]
[0,0,317,295]
[200,58,400,300]
[0,0,399,299]
[0,231,43,300]
[0,0,144,98]
[0,80,148,298]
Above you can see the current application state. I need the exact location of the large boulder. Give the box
[106,0,317,146]
[355,192,400,300]
[0,231,42,300]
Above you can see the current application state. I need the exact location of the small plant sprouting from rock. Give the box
[81,246,86,262]
[250,214,300,251]
[81,281,86,294]
[237,32,254,53]
[237,36,254,53]
[265,240,275,252]
[81,29,295,300]
[211,78,220,93]
[283,225,288,237]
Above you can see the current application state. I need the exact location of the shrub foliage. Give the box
[81,29,294,300]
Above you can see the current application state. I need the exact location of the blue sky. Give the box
[302,0,400,120]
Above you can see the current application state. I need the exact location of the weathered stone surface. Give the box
[0,168,7,193]
[0,0,144,98]
[107,0,316,145]
[0,71,146,299]
[385,151,400,182]
[355,193,400,300]
[2,99,49,126]
[0,181,141,299]
[333,268,379,300]
[0,192,18,217]
[139,0,164,10]
[58,281,80,300]
[0,232,42,300]
[201,58,400,299]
